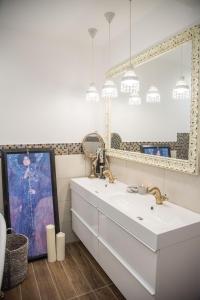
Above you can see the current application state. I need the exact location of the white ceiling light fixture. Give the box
[173,45,190,100]
[121,0,139,95]
[86,28,99,102]
[101,12,118,100]
[146,86,160,103]
[129,92,141,105]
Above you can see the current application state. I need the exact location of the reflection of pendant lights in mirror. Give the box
[121,0,139,95]
[129,92,141,105]
[146,86,160,103]
[86,28,99,102]
[101,12,118,99]
[173,45,190,100]
[173,76,190,99]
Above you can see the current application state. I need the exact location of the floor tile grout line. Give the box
[67,282,120,300]
[67,290,95,300]
[106,285,119,300]
[67,282,115,300]
[77,242,110,286]
[68,245,98,300]
[19,284,22,300]
[60,260,77,297]
[76,243,118,300]
[45,260,62,300]
[31,263,42,300]
[62,251,93,298]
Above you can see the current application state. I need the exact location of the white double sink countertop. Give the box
[70,177,200,252]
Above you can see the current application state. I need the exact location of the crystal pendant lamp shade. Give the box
[146,86,160,103]
[129,92,141,105]
[101,79,118,99]
[172,76,190,100]
[86,27,99,102]
[121,67,140,94]
[86,83,99,102]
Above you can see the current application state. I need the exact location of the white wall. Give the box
[109,0,200,67]
[0,28,105,144]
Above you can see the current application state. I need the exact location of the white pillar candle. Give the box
[56,232,65,261]
[46,224,56,263]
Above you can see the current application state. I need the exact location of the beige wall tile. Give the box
[109,157,126,182]
[58,200,70,227]
[164,170,200,213]
[125,160,165,190]
[110,158,200,213]
[57,178,71,202]
[61,219,78,243]
[55,154,86,179]
[85,158,91,177]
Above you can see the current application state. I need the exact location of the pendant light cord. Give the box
[129,0,132,67]
[91,37,95,83]
[181,45,183,78]
[109,21,111,69]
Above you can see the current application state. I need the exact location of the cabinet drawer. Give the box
[72,211,98,260]
[99,212,157,291]
[98,241,154,300]
[71,190,98,234]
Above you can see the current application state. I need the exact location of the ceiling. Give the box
[0,0,199,48]
[0,0,166,46]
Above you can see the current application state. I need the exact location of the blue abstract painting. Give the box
[5,151,57,259]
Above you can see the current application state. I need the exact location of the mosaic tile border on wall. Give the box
[0,133,189,159]
[0,143,83,156]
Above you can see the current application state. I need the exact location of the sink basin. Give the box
[71,177,200,251]
[98,190,200,251]
[71,177,127,195]
[107,192,200,230]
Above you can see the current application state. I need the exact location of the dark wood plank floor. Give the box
[4,241,125,300]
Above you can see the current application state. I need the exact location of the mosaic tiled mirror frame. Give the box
[105,25,200,175]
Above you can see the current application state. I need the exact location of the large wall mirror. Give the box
[105,26,200,174]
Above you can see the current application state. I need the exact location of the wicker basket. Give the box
[2,229,28,290]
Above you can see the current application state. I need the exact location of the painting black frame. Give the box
[1,148,60,261]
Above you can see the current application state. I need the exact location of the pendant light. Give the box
[86,28,99,102]
[101,12,118,99]
[173,45,190,100]
[129,92,141,105]
[121,0,139,95]
[146,86,160,103]
[172,76,190,99]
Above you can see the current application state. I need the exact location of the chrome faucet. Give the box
[103,169,116,183]
[148,187,168,205]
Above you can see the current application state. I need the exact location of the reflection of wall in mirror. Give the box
[119,132,189,160]
[111,42,191,143]
[84,142,101,156]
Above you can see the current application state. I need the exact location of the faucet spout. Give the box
[148,187,167,205]
[103,170,116,184]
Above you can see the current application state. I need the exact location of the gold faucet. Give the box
[148,187,168,205]
[103,169,116,183]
